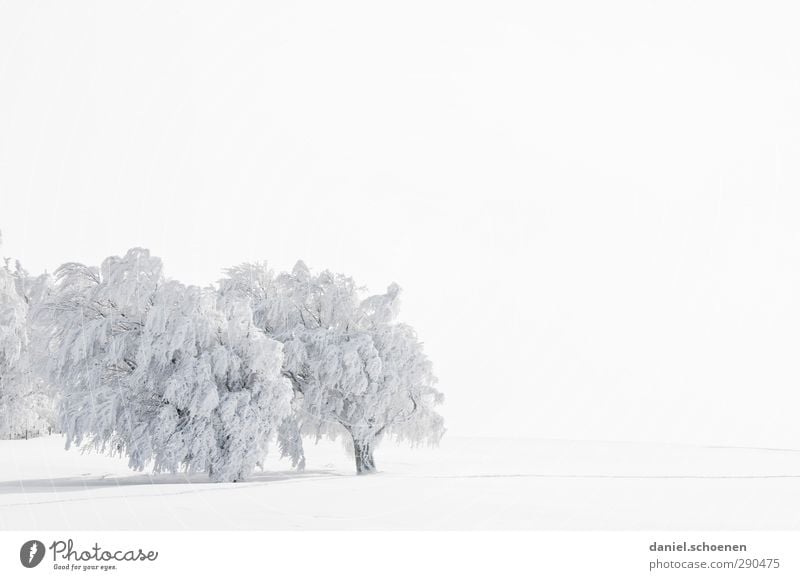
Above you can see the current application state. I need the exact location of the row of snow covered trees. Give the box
[0,241,444,481]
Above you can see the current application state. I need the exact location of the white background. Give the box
[0,531,797,579]
[2,1,800,447]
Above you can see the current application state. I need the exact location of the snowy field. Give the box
[2,435,800,530]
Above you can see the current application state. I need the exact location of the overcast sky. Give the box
[2,1,800,447]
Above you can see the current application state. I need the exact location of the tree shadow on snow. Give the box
[0,469,342,495]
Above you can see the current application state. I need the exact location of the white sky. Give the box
[2,1,800,447]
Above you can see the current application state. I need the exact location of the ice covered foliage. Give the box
[0,236,54,439]
[42,248,292,482]
[219,261,445,474]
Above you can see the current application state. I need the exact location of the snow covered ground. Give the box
[1,435,800,530]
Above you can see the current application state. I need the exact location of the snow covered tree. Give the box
[41,249,163,453]
[0,253,31,438]
[130,281,293,482]
[15,265,56,435]
[42,248,292,482]
[219,261,445,474]
[0,235,54,439]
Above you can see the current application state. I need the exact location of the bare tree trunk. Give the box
[353,438,376,475]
